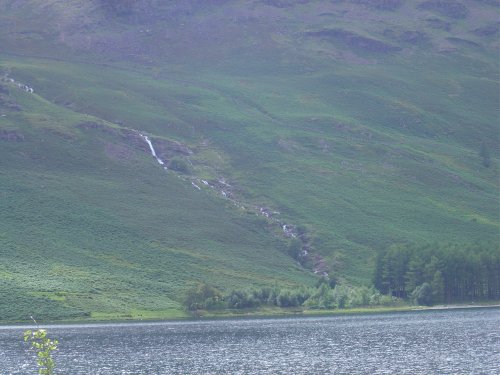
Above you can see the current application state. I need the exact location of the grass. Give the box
[0,0,499,321]
[0,82,317,321]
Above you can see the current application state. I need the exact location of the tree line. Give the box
[183,280,402,312]
[374,242,500,305]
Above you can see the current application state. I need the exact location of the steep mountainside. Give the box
[0,0,498,320]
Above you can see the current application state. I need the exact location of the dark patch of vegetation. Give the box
[305,29,402,53]
[479,142,491,168]
[184,283,224,311]
[472,23,499,37]
[103,0,137,16]
[472,0,500,6]
[353,0,403,11]
[0,129,25,141]
[383,29,429,45]
[417,0,469,19]
[446,37,481,48]
[425,17,451,30]
[374,243,500,305]
[261,0,311,8]
[0,83,8,94]
[168,157,191,174]
[0,95,22,112]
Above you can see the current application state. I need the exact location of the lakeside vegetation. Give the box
[184,281,403,314]
[183,242,500,317]
[375,242,500,305]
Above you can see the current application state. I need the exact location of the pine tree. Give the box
[431,270,445,304]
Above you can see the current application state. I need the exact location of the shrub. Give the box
[227,290,259,309]
[332,285,350,309]
[168,158,191,174]
[184,283,222,311]
[24,329,58,375]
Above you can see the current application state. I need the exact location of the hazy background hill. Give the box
[0,0,498,320]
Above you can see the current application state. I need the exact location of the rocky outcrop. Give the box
[121,129,150,150]
[77,121,194,162]
[154,138,193,160]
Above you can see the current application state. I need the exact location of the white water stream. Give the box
[1,75,34,93]
[137,131,323,274]
[139,133,166,167]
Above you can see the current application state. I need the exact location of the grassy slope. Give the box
[0,79,315,321]
[0,0,499,320]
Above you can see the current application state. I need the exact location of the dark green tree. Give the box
[184,283,222,311]
[405,256,425,294]
[431,270,445,304]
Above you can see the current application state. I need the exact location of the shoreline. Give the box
[1,302,499,327]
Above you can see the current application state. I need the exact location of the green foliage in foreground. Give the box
[374,243,500,305]
[24,329,58,375]
[184,281,401,313]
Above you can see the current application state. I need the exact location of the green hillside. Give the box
[0,76,316,321]
[0,0,498,321]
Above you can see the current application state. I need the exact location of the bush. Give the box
[304,283,335,309]
[24,329,58,375]
[348,286,372,307]
[227,290,259,309]
[184,283,222,311]
[276,290,299,307]
[286,239,302,259]
[168,158,191,174]
[332,285,350,309]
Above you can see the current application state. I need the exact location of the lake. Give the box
[1,308,499,374]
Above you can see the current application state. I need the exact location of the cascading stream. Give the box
[137,130,324,276]
[139,133,166,167]
[1,74,34,93]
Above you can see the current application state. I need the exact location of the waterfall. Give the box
[1,75,34,94]
[139,133,165,166]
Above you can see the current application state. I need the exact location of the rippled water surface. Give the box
[1,308,499,374]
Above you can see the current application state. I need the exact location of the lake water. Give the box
[1,308,499,374]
